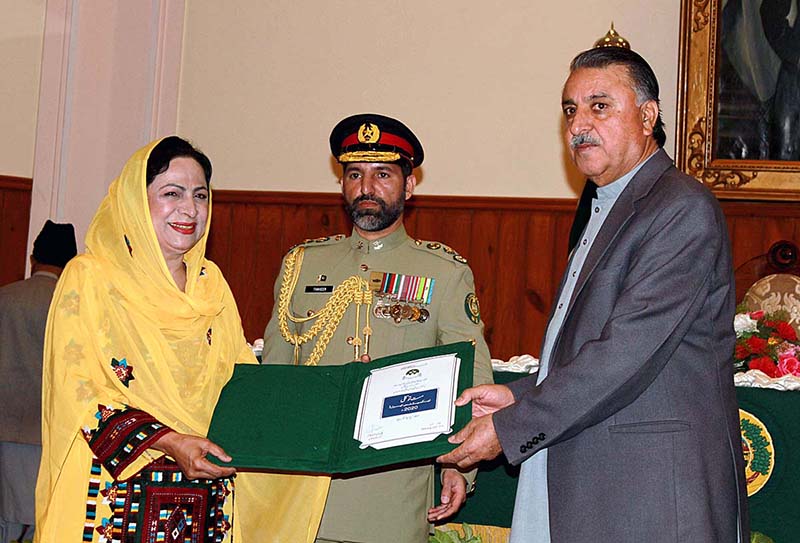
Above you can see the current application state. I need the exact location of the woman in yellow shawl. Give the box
[35,137,329,542]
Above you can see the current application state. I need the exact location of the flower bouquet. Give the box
[429,523,482,543]
[734,309,800,378]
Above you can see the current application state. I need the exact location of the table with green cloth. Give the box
[436,372,800,543]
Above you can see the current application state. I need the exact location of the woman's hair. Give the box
[146,136,212,186]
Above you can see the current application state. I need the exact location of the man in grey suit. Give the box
[0,220,76,543]
[438,47,749,542]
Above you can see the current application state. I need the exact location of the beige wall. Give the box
[0,0,45,177]
[179,1,679,197]
[28,0,185,256]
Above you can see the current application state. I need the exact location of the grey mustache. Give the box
[570,133,601,148]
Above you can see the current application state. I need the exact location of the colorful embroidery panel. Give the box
[86,405,171,479]
[84,457,232,543]
[83,459,102,541]
[111,357,136,387]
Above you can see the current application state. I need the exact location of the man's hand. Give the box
[455,384,515,417]
[427,468,467,522]
[437,415,503,470]
[152,431,236,480]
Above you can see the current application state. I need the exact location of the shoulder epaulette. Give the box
[411,238,468,265]
[287,233,347,253]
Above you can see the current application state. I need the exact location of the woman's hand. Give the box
[152,430,236,480]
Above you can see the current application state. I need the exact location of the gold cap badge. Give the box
[357,122,380,143]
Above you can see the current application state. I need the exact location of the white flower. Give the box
[734,313,759,337]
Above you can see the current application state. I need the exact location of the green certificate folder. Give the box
[207,341,475,474]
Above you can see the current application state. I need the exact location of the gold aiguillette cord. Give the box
[277,247,373,365]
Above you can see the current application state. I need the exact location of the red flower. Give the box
[734,311,800,377]
[749,357,780,378]
[776,322,798,342]
[746,336,769,354]
[735,343,750,360]
[777,355,800,377]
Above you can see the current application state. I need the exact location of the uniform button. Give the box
[360,264,369,271]
[346,336,354,345]
[307,310,315,317]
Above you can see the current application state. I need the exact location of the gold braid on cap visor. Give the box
[337,151,403,163]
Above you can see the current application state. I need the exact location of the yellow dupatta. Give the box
[35,138,329,542]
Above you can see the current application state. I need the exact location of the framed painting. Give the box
[676,0,800,201]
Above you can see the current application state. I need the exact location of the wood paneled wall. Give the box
[2,180,798,361]
[207,190,800,361]
[206,192,577,361]
[0,176,33,286]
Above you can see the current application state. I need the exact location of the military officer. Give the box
[262,113,493,543]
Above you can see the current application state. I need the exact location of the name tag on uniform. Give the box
[305,285,333,293]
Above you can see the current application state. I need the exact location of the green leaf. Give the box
[428,528,460,543]
[751,531,775,543]
[428,524,483,543]
[462,523,474,538]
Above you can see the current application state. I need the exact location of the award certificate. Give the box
[208,341,474,473]
[353,353,461,450]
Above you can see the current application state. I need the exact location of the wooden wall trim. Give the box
[0,175,34,191]
[213,189,578,212]
[719,199,800,217]
[0,176,33,287]
[214,190,800,217]
[208,190,800,358]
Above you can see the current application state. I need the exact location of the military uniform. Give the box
[262,225,493,543]
[262,113,492,542]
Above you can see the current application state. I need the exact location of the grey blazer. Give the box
[0,273,58,445]
[493,150,749,542]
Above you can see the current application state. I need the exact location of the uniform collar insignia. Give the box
[350,225,409,254]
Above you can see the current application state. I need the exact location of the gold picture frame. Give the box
[676,0,800,201]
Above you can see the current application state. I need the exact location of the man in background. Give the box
[0,220,77,543]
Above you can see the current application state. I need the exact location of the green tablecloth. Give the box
[437,373,800,543]
[437,371,520,528]
[737,387,800,542]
